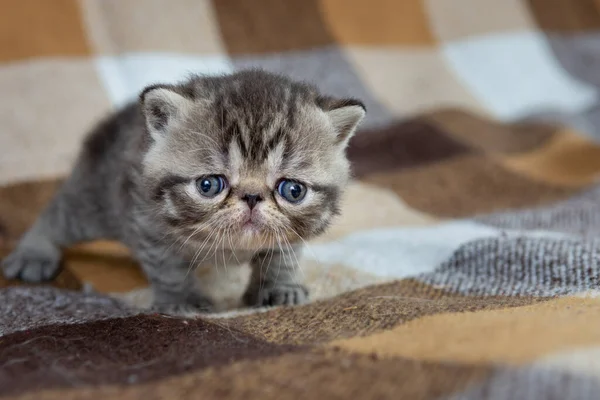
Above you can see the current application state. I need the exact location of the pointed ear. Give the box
[140,84,191,140]
[318,97,366,147]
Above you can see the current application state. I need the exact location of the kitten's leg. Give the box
[242,245,308,307]
[132,240,214,315]
[1,185,99,282]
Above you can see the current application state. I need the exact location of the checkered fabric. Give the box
[3,1,600,399]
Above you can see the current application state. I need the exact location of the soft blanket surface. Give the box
[2,1,600,399]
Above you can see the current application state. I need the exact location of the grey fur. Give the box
[1,70,365,314]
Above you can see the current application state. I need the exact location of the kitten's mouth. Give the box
[241,217,261,233]
[233,217,270,250]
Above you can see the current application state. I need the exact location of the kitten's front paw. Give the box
[1,246,62,283]
[244,284,309,308]
[151,292,214,316]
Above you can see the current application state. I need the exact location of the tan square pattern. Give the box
[80,0,226,54]
[0,60,111,185]
[425,0,537,41]
[346,47,487,116]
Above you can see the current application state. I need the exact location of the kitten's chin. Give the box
[234,225,270,250]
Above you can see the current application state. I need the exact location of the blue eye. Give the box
[277,180,307,203]
[196,176,227,198]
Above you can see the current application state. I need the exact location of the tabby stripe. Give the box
[153,175,189,201]
[312,184,340,205]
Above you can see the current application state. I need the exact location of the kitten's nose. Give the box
[241,194,263,210]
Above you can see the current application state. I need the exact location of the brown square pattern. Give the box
[213,0,335,55]
[319,0,436,45]
[0,0,91,62]
[527,0,600,32]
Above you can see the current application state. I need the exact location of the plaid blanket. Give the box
[2,0,600,398]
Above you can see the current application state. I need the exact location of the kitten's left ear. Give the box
[318,97,366,147]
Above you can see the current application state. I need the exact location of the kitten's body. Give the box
[2,70,365,314]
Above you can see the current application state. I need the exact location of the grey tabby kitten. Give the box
[1,70,365,314]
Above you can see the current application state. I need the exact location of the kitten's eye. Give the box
[277,180,307,203]
[196,175,227,198]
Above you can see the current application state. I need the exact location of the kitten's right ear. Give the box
[140,85,191,140]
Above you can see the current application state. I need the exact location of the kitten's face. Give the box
[140,72,365,252]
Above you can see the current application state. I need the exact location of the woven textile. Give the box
[3,1,600,398]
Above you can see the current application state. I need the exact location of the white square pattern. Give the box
[95,53,233,107]
[442,32,598,120]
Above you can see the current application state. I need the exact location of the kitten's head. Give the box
[139,70,365,251]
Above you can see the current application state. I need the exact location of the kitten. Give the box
[1,70,365,314]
